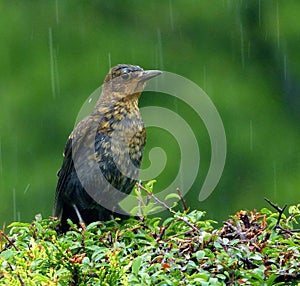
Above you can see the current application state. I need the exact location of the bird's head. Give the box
[102,64,162,101]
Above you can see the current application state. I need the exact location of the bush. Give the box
[1,196,300,285]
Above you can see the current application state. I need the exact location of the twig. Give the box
[166,229,195,240]
[136,180,145,217]
[176,188,188,211]
[7,261,24,286]
[264,197,287,227]
[0,231,19,252]
[155,226,167,242]
[275,224,297,236]
[136,183,200,234]
[264,197,300,237]
[264,197,287,223]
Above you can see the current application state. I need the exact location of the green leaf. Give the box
[132,256,142,276]
[0,250,18,259]
[195,250,206,260]
[164,193,181,201]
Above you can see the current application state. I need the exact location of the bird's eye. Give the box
[121,72,130,80]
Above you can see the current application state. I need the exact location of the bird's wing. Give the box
[53,136,74,218]
[53,116,97,218]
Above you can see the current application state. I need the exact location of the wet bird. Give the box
[53,64,161,232]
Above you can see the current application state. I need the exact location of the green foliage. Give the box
[1,204,300,285]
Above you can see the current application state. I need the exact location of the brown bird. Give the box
[53,64,161,232]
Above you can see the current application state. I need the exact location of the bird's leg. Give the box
[72,204,86,230]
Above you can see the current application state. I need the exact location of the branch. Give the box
[0,231,19,252]
[264,197,300,237]
[176,188,188,211]
[136,183,200,234]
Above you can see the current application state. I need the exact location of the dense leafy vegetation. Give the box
[1,188,299,285]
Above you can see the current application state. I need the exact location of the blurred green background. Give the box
[1,1,300,226]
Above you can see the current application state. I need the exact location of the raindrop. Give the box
[49,27,55,98]
[276,1,280,48]
[156,28,164,70]
[249,120,253,151]
[283,54,287,81]
[48,27,60,99]
[273,161,277,198]
[247,41,251,60]
[55,0,59,24]
[13,188,17,221]
[168,0,174,30]
[108,52,112,69]
[203,65,207,91]
[240,24,245,68]
[24,184,30,194]
[0,138,2,177]
[258,0,261,26]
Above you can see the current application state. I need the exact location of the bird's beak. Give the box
[140,70,162,82]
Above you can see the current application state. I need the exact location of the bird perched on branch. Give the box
[53,64,162,232]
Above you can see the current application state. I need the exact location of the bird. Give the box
[53,64,162,232]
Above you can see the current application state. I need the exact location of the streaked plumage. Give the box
[53,64,161,232]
